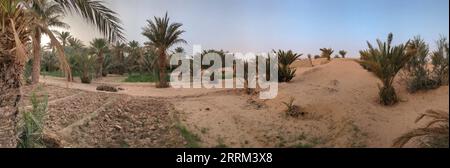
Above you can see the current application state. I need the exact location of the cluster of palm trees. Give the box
[1,0,124,147]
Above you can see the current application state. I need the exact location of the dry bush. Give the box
[96,85,119,92]
[393,110,449,148]
[283,97,306,118]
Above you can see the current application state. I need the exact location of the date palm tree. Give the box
[320,48,334,60]
[0,0,124,148]
[358,33,416,105]
[90,38,108,78]
[339,50,347,58]
[126,40,143,73]
[31,0,69,84]
[142,13,186,88]
[56,31,71,47]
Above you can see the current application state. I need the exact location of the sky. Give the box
[52,0,450,57]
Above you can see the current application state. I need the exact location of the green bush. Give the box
[404,36,439,92]
[275,50,302,82]
[320,48,334,60]
[430,36,449,86]
[358,33,415,105]
[17,88,48,148]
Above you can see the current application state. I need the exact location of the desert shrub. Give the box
[314,55,321,59]
[276,50,302,82]
[403,36,439,92]
[320,48,334,61]
[307,54,314,67]
[334,55,340,59]
[96,85,119,92]
[339,50,347,58]
[393,110,449,148]
[17,89,48,148]
[283,97,305,118]
[358,33,415,105]
[430,36,449,86]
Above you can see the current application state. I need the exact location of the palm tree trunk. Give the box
[0,58,22,148]
[96,52,104,78]
[32,31,42,84]
[157,51,168,88]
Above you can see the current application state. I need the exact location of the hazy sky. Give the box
[55,0,449,57]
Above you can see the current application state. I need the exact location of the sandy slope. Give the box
[173,59,449,148]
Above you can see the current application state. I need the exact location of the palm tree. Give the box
[31,0,69,84]
[320,48,334,60]
[142,13,186,88]
[174,47,184,54]
[358,33,415,105]
[56,31,71,47]
[0,0,124,148]
[339,50,347,58]
[90,38,108,78]
[126,40,144,73]
[275,50,302,82]
[110,42,127,75]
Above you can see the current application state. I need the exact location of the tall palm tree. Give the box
[142,13,186,88]
[90,38,108,78]
[31,0,69,84]
[0,0,124,148]
[126,40,143,73]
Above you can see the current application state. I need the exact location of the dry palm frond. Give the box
[393,110,449,148]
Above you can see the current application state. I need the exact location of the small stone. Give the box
[114,125,122,131]
[205,108,210,111]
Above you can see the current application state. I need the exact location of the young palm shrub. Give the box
[320,48,334,60]
[430,36,449,86]
[339,50,347,58]
[307,54,314,67]
[403,36,438,92]
[283,97,305,118]
[275,50,302,82]
[17,89,48,148]
[358,33,415,105]
[393,110,449,148]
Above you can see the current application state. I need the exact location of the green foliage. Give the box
[275,50,302,82]
[320,48,334,60]
[124,73,161,83]
[283,97,304,118]
[17,88,48,148]
[403,36,439,92]
[175,123,201,148]
[358,33,415,105]
[430,36,449,86]
[339,50,347,58]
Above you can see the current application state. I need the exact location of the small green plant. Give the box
[282,97,305,118]
[17,88,48,148]
[275,50,302,82]
[430,36,449,86]
[176,123,201,148]
[320,48,334,60]
[393,110,449,148]
[358,33,415,105]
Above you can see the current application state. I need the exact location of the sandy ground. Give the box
[26,58,449,148]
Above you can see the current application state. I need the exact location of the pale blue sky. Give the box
[59,0,449,57]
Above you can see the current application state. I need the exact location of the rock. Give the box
[114,125,123,131]
[205,108,210,111]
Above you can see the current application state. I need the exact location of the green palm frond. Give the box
[55,0,125,42]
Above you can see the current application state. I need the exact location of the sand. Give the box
[35,58,449,148]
